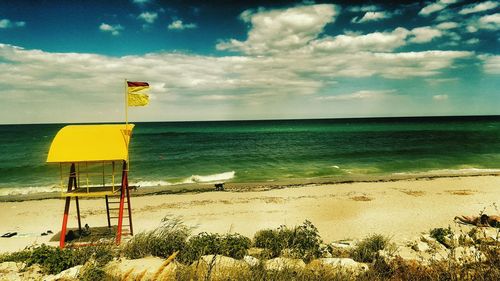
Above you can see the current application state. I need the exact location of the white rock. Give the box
[453,246,486,264]
[265,257,305,271]
[105,256,176,280]
[243,255,260,267]
[412,241,430,253]
[43,265,82,281]
[314,258,368,272]
[0,262,24,273]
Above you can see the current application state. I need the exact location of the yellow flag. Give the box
[128,93,149,106]
[127,81,150,107]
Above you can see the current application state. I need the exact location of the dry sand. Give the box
[1,175,499,253]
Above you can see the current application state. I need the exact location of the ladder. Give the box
[105,164,134,244]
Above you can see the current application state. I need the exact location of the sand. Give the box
[0,175,499,253]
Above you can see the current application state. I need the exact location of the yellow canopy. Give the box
[47,124,134,163]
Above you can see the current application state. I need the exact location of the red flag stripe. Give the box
[127,81,149,87]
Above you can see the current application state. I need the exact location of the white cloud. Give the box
[216,4,338,55]
[138,12,158,24]
[436,21,458,29]
[465,38,479,44]
[319,90,396,101]
[433,94,448,101]
[478,13,500,30]
[133,0,150,4]
[348,5,380,13]
[459,1,498,15]
[479,55,500,74]
[310,27,410,53]
[351,11,391,23]
[0,19,26,29]
[99,23,123,36]
[409,27,443,43]
[419,0,458,16]
[167,20,197,30]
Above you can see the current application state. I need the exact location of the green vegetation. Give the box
[1,219,499,280]
[430,226,453,246]
[253,220,323,262]
[350,234,396,263]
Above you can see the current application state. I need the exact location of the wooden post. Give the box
[116,161,127,244]
[60,163,76,248]
[75,197,82,233]
[125,172,133,235]
[105,195,111,228]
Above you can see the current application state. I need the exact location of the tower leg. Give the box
[126,177,133,235]
[60,163,76,249]
[75,196,82,233]
[116,161,127,245]
[105,195,111,228]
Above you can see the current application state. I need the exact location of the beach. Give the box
[1,175,498,253]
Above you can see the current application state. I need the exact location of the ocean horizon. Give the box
[1,115,500,196]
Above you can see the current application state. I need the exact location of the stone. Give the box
[192,255,249,279]
[412,241,430,253]
[43,265,82,281]
[265,257,306,271]
[105,256,178,280]
[310,258,368,272]
[453,246,486,264]
[0,262,24,274]
[243,255,260,267]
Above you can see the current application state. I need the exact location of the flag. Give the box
[127,81,150,106]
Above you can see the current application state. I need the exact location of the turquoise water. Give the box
[1,116,500,195]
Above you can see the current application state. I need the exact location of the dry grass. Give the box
[398,189,426,197]
[350,196,373,202]
[446,189,476,195]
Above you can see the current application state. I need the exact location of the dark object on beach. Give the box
[65,230,76,241]
[455,214,500,227]
[215,183,225,191]
[41,232,48,236]
[1,232,17,238]
[47,230,53,234]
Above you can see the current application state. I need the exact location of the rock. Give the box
[243,255,260,267]
[43,265,82,281]
[442,235,459,248]
[453,246,486,264]
[265,257,305,271]
[412,241,430,253]
[330,242,354,249]
[192,255,249,279]
[105,256,179,280]
[309,258,368,272]
[0,262,24,273]
[477,228,500,243]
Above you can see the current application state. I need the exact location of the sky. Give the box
[0,0,499,124]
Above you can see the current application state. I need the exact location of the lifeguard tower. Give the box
[47,124,135,248]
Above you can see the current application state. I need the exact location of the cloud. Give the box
[351,11,391,23]
[310,27,410,53]
[216,4,338,55]
[348,5,380,13]
[435,21,458,29]
[0,19,26,29]
[433,94,448,101]
[477,13,500,30]
[479,54,500,74]
[409,27,443,43]
[167,20,197,30]
[319,90,396,101]
[132,0,151,4]
[459,1,498,15]
[418,0,458,16]
[138,12,158,24]
[99,23,123,36]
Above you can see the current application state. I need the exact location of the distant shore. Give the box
[0,175,499,253]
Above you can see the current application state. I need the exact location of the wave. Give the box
[180,171,236,184]
[393,168,500,177]
[0,185,59,197]
[131,171,236,187]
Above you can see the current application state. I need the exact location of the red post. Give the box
[60,163,76,248]
[116,161,127,245]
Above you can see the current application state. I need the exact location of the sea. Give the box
[1,116,500,196]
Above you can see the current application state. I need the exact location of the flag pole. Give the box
[125,79,128,128]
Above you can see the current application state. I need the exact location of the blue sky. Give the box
[0,0,499,124]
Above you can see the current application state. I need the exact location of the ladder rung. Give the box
[109,216,129,219]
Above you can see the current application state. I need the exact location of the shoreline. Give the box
[0,174,499,253]
[1,171,500,202]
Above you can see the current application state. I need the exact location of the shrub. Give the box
[26,244,75,274]
[350,234,394,263]
[123,216,190,259]
[180,232,251,263]
[430,227,453,245]
[78,262,109,281]
[253,220,323,262]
